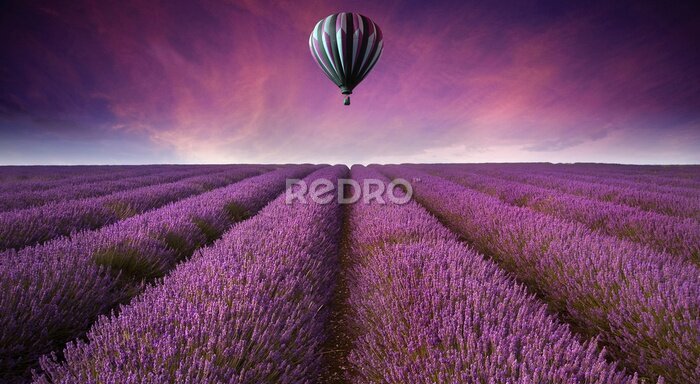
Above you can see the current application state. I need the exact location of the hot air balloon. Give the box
[309,12,384,106]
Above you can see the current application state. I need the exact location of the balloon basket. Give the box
[344,96,351,106]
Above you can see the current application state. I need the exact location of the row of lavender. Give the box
[430,163,700,201]
[0,165,206,193]
[462,163,700,188]
[381,165,699,383]
[525,167,700,198]
[546,164,700,187]
[0,165,317,381]
[0,166,265,251]
[34,165,345,383]
[3,163,696,191]
[0,165,248,212]
[454,163,700,198]
[345,166,634,382]
[31,166,642,383]
[0,165,139,184]
[0,163,696,382]
[417,165,700,263]
[442,164,700,220]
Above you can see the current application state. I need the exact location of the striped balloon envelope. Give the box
[309,12,384,105]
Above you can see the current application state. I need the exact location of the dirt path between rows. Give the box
[318,192,354,383]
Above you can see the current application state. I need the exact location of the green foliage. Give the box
[225,202,250,222]
[162,231,195,260]
[192,218,222,243]
[105,201,138,219]
[93,244,168,281]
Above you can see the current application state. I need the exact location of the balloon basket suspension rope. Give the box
[344,95,350,106]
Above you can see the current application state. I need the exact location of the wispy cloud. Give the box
[1,0,698,164]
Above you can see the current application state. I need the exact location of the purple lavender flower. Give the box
[0,166,264,250]
[0,165,317,381]
[344,165,635,383]
[34,165,346,383]
[381,164,699,383]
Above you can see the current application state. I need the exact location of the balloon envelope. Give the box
[309,12,384,103]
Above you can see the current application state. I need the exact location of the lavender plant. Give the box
[344,165,635,383]
[0,166,263,251]
[421,166,700,263]
[0,165,241,212]
[464,164,700,220]
[381,165,699,383]
[34,165,346,383]
[0,165,316,381]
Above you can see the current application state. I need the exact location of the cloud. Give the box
[522,129,610,152]
[523,138,585,152]
[1,0,698,164]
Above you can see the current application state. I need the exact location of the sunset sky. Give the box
[1,0,698,165]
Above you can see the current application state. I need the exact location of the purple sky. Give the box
[1,0,699,164]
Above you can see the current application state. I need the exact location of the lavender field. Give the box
[0,163,698,383]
